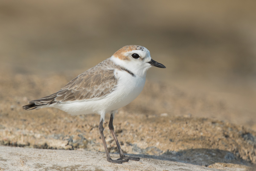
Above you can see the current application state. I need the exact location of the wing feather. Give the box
[56,59,118,102]
[23,58,119,110]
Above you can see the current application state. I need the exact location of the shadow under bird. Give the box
[23,45,166,164]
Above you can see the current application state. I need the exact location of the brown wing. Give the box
[23,59,118,110]
[55,69,117,102]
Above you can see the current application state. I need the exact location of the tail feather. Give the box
[23,103,37,110]
[23,92,57,110]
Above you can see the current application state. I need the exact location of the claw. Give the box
[108,157,129,164]
[119,155,140,161]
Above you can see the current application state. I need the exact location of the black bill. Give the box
[148,59,166,68]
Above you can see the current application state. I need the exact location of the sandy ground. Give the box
[0,146,251,171]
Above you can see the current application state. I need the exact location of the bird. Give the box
[23,45,166,164]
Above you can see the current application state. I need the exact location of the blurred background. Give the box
[0,0,255,128]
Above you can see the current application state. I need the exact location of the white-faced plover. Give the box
[23,45,166,164]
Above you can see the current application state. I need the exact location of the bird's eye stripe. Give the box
[132,53,140,59]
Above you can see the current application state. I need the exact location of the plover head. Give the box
[111,45,166,76]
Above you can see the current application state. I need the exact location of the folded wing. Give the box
[23,59,118,110]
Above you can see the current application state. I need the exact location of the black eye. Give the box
[131,53,140,59]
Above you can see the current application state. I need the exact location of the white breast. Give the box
[106,69,146,110]
[53,69,146,116]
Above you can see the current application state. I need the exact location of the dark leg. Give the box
[109,113,140,161]
[99,119,129,164]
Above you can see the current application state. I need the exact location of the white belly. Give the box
[52,69,146,116]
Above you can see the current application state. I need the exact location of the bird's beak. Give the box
[148,59,166,68]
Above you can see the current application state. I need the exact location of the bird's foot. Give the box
[107,157,129,164]
[118,155,140,161]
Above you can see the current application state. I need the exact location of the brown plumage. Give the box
[23,58,120,110]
